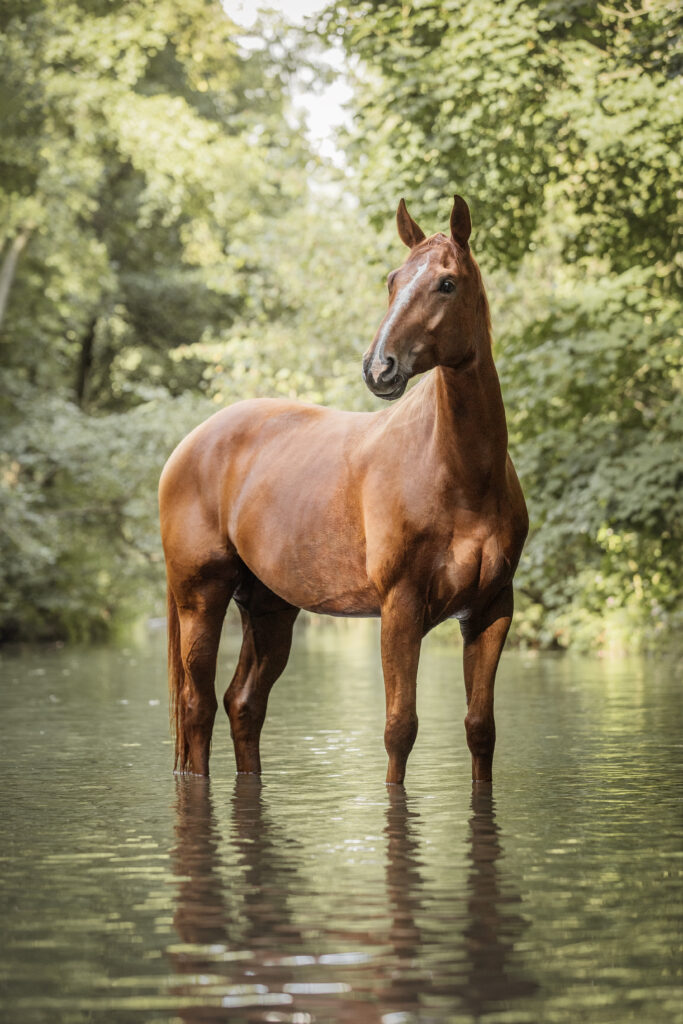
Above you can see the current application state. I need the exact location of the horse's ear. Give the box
[450,194,471,249]
[396,198,426,249]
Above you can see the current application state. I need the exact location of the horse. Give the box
[159,195,528,786]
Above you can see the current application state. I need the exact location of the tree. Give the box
[0,0,310,409]
[322,0,680,275]
[321,0,682,648]
[0,0,330,640]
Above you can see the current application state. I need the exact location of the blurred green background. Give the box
[1,0,680,651]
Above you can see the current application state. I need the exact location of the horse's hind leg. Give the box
[170,571,235,775]
[224,580,299,774]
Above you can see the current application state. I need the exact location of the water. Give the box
[1,619,681,1023]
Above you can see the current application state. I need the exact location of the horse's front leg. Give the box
[380,587,423,786]
[461,585,514,783]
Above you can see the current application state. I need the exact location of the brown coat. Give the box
[159,197,527,785]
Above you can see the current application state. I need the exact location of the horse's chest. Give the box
[426,526,516,625]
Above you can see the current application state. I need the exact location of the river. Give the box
[1,619,681,1023]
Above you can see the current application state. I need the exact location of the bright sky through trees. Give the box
[224,0,352,162]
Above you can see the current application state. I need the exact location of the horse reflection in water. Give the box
[169,776,307,1021]
[461,788,538,1015]
[381,787,536,1019]
[169,779,536,1022]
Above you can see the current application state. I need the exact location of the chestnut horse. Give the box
[159,196,528,786]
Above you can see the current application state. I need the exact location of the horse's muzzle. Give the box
[362,364,408,401]
[362,351,408,400]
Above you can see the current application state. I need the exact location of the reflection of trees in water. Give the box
[169,778,535,1023]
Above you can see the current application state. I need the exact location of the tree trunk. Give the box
[75,316,98,408]
[0,229,32,332]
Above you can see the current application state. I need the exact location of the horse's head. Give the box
[363,196,487,400]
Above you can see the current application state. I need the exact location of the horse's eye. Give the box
[439,279,455,294]
[387,272,398,292]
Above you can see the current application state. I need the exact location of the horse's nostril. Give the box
[379,355,397,382]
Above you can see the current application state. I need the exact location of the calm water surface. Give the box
[1,620,681,1023]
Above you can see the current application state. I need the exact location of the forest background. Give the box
[1,0,680,651]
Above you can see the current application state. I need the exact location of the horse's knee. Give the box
[225,687,268,775]
[384,710,419,758]
[464,711,495,758]
[225,689,264,740]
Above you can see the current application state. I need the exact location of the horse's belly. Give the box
[231,496,379,616]
[241,553,380,618]
[302,586,381,618]
[214,406,379,614]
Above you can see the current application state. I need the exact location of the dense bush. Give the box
[322,0,682,650]
[1,0,680,649]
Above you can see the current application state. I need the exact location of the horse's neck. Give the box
[428,348,509,496]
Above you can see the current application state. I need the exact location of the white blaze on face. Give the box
[370,258,429,382]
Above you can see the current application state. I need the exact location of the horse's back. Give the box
[160,398,338,500]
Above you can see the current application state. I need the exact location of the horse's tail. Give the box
[167,583,184,772]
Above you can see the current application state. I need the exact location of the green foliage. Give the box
[323,0,681,276]
[173,198,388,411]
[0,0,324,640]
[493,248,681,649]
[1,0,310,408]
[0,378,208,641]
[1,0,680,650]
[323,0,682,650]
